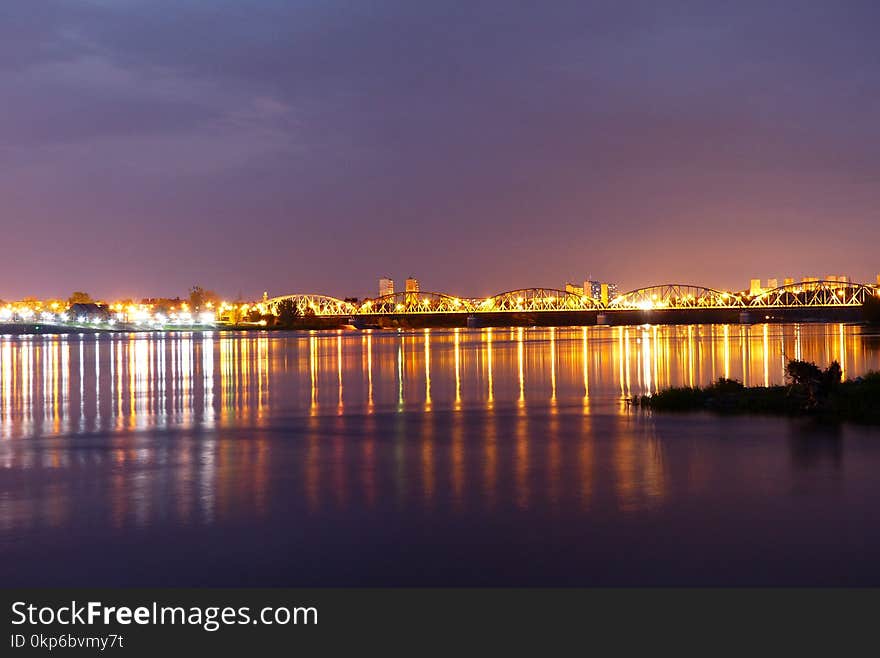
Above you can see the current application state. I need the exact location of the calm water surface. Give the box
[2,324,880,585]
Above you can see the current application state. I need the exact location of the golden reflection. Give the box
[581,327,589,406]
[0,325,877,445]
[483,406,497,510]
[549,327,557,403]
[337,333,344,412]
[579,415,594,510]
[486,328,494,405]
[397,334,404,409]
[687,325,695,388]
[723,324,730,380]
[763,324,769,387]
[424,329,431,410]
[421,409,435,506]
[613,422,667,512]
[547,404,561,506]
[641,327,652,394]
[514,386,530,509]
[365,333,374,411]
[453,329,461,407]
[517,327,525,404]
[310,334,318,413]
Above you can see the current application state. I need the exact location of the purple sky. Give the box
[2,0,879,301]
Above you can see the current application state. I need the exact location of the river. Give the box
[1,323,879,585]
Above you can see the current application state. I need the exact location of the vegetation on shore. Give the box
[633,360,880,424]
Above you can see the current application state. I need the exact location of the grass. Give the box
[633,371,880,424]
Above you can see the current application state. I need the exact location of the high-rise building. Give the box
[405,276,420,293]
[584,280,618,302]
[378,277,394,297]
[749,279,763,296]
[766,278,778,290]
[876,273,880,286]
[564,282,584,296]
[783,277,795,286]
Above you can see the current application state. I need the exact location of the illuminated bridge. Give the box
[263,281,879,327]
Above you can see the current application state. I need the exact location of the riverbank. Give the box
[633,372,880,424]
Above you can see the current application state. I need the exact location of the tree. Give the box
[786,359,842,409]
[276,299,300,328]
[189,286,219,311]
[68,291,92,304]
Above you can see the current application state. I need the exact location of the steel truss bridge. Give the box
[263,281,878,318]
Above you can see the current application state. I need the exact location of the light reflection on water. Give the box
[0,324,875,438]
[1,324,879,586]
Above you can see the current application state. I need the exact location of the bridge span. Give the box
[262,281,878,327]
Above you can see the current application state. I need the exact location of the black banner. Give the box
[1,588,876,655]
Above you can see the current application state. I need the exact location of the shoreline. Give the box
[633,372,880,425]
[3,319,878,336]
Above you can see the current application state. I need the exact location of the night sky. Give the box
[3,1,879,301]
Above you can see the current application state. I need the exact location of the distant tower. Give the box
[405,276,420,293]
[378,277,394,297]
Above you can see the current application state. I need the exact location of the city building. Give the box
[876,273,880,286]
[584,280,618,304]
[783,277,794,286]
[564,282,584,296]
[766,278,778,290]
[749,279,763,296]
[378,277,394,297]
[801,276,820,291]
[405,276,420,293]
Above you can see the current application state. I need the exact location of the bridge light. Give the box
[396,303,404,311]
[516,297,523,304]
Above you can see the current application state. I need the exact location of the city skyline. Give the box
[2,268,879,305]
[3,1,880,300]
